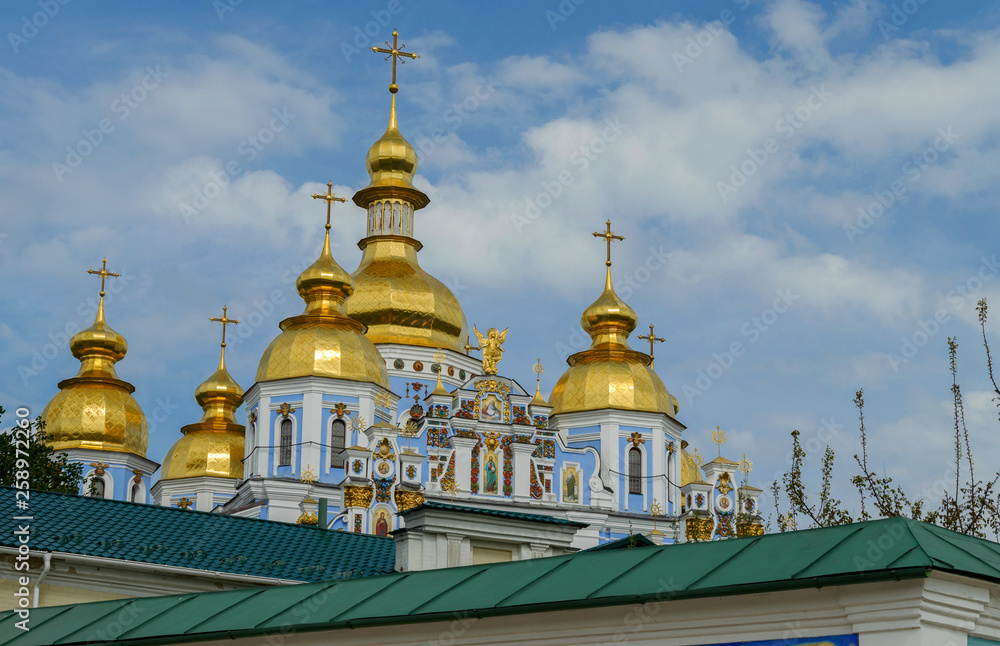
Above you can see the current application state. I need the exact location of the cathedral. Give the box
[37,32,764,565]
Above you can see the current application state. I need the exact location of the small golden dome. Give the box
[43,296,148,456]
[550,267,677,417]
[363,94,418,191]
[162,323,246,481]
[257,223,390,388]
[680,443,702,486]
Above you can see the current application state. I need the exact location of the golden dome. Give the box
[42,294,148,456]
[161,339,245,481]
[257,221,390,388]
[347,93,467,351]
[364,94,418,191]
[347,238,468,351]
[550,267,677,417]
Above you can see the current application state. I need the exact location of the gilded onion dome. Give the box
[550,264,678,417]
[161,311,245,480]
[42,264,148,456]
[257,217,390,387]
[347,93,468,352]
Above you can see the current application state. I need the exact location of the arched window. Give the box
[91,477,105,499]
[279,419,293,467]
[331,419,347,468]
[130,482,140,503]
[628,447,642,495]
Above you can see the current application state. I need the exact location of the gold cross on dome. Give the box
[311,182,346,230]
[638,324,665,366]
[87,257,120,297]
[371,29,419,94]
[593,220,624,267]
[210,305,239,347]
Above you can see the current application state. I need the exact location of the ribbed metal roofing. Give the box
[3,517,1000,645]
[0,487,395,583]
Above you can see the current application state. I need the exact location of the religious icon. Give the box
[484,452,499,494]
[374,511,389,537]
[481,394,502,422]
[564,467,580,503]
[473,325,508,375]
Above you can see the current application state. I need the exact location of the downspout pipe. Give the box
[31,551,51,608]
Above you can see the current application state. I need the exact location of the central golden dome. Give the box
[257,220,390,387]
[347,93,468,352]
[162,335,245,481]
[42,294,148,456]
[550,266,678,417]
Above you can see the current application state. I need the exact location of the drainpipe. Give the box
[318,498,328,530]
[32,552,51,608]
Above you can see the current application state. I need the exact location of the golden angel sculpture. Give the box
[473,325,508,375]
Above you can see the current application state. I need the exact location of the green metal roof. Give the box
[5,516,1000,645]
[409,501,589,527]
[582,533,656,550]
[0,487,394,583]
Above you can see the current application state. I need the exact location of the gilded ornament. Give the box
[300,464,318,485]
[277,402,296,417]
[739,454,753,477]
[716,472,733,495]
[628,431,645,447]
[177,497,193,510]
[374,438,396,461]
[685,517,713,542]
[296,512,319,526]
[394,489,425,512]
[711,426,727,454]
[737,522,765,537]
[374,390,392,410]
[132,469,143,484]
[90,462,109,476]
[331,402,350,418]
[349,413,367,433]
[690,449,704,469]
[473,325,507,375]
[484,431,501,452]
[343,485,374,508]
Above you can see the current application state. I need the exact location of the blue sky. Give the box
[3,0,1000,519]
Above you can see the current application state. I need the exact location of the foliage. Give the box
[773,298,1000,538]
[0,406,84,494]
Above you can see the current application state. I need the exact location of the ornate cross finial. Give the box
[87,257,120,297]
[637,324,665,366]
[300,464,318,485]
[311,181,346,230]
[277,402,296,417]
[463,335,480,356]
[739,454,753,477]
[592,220,624,267]
[371,29,419,94]
[533,358,544,388]
[711,426,727,456]
[210,305,239,347]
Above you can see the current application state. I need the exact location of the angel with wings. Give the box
[473,325,508,375]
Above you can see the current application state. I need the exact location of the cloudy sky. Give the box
[2,0,1000,521]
